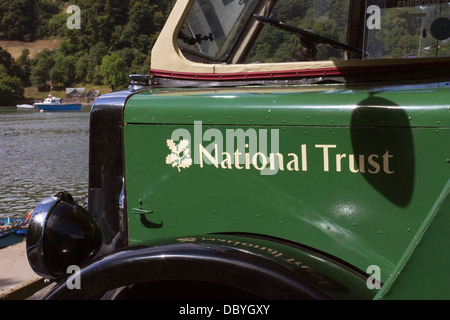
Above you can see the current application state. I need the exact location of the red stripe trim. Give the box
[151,67,344,80]
[150,61,445,81]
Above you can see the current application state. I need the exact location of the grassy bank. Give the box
[0,39,62,59]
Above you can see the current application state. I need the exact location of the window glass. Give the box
[364,0,450,59]
[246,0,351,63]
[177,0,262,61]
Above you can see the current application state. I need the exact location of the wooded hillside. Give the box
[0,0,174,104]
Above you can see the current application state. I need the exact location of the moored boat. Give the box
[0,213,31,249]
[16,104,35,110]
[34,94,82,112]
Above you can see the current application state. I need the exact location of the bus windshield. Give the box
[177,0,450,63]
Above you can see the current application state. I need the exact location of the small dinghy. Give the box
[16,104,35,110]
[0,212,31,249]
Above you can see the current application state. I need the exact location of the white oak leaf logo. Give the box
[165,139,192,171]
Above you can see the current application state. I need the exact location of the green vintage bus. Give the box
[27,0,450,300]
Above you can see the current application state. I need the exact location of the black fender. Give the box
[88,78,153,257]
[44,234,376,300]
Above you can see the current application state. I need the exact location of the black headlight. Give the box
[26,192,102,280]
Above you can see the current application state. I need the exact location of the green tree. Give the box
[50,54,77,88]
[46,13,69,38]
[72,0,130,49]
[130,52,151,74]
[30,49,55,91]
[89,42,109,66]
[120,0,166,52]
[0,0,35,41]
[100,54,128,91]
[0,64,24,105]
[75,54,90,83]
[16,48,32,86]
[0,0,60,41]
[0,47,20,76]
[87,42,109,84]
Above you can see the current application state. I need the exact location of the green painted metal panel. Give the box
[375,181,450,300]
[123,84,450,288]
[124,86,450,127]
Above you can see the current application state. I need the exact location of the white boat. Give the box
[16,104,35,110]
[34,94,81,112]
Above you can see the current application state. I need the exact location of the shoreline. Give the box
[2,97,97,108]
[0,241,48,300]
[4,85,112,107]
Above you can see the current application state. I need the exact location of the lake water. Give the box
[0,106,90,219]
